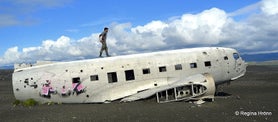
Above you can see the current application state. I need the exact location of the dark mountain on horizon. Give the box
[241,52,278,62]
[0,65,14,70]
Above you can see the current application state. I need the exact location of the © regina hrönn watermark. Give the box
[234,111,272,116]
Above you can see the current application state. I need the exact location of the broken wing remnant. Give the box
[121,73,215,103]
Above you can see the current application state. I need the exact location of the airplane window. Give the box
[175,64,182,70]
[142,68,150,74]
[90,75,99,81]
[190,63,197,68]
[24,78,29,84]
[224,56,228,60]
[159,66,167,72]
[107,72,118,83]
[72,77,81,83]
[233,53,240,60]
[125,70,135,81]
[204,61,211,67]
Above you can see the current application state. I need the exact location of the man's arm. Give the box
[99,33,103,42]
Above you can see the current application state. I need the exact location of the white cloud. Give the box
[1,0,278,66]
[42,36,71,50]
[132,21,168,34]
[163,8,229,46]
[0,47,20,65]
[261,0,278,15]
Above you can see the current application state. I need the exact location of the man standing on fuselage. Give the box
[99,27,110,57]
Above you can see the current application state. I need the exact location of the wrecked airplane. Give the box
[12,47,247,103]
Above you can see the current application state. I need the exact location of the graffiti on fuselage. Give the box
[40,80,57,98]
[39,79,86,99]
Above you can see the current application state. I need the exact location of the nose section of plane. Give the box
[244,62,248,70]
[231,59,247,81]
[242,59,248,72]
[242,61,248,75]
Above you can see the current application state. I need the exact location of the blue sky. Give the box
[0,0,278,66]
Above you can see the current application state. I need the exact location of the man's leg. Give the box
[99,50,103,57]
[105,48,110,57]
[99,44,104,57]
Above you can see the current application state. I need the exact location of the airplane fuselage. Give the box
[12,47,247,103]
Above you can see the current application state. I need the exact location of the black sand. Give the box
[0,65,277,122]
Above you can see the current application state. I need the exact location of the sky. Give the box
[0,0,278,67]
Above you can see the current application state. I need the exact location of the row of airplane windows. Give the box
[21,55,231,87]
[89,61,212,83]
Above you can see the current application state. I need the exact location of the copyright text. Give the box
[234,111,272,116]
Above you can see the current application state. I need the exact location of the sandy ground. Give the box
[0,65,277,122]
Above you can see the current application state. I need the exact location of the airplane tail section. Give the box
[14,61,56,71]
